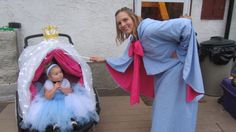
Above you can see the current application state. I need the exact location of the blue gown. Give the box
[106,18,204,132]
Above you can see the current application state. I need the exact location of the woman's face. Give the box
[49,66,64,82]
[116,11,134,35]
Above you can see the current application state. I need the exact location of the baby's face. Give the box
[49,66,64,82]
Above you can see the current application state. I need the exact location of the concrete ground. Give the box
[0,94,236,132]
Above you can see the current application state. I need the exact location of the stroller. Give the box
[15,33,100,132]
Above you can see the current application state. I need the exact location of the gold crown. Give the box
[43,25,59,40]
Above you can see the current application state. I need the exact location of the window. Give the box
[141,2,183,20]
[201,0,226,20]
[134,0,191,20]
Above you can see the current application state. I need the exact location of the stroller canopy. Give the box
[17,40,95,119]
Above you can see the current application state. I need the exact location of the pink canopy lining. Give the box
[29,49,84,100]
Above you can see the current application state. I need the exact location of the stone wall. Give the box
[88,63,128,96]
[0,31,18,101]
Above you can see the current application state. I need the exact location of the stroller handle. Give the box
[24,33,74,48]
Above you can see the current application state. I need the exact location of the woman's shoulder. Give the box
[169,18,192,24]
[141,18,160,24]
[137,18,192,37]
[142,17,191,23]
[138,18,161,31]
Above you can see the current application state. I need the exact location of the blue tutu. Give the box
[22,82,99,131]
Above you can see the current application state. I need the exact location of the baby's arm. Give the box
[59,78,73,94]
[44,82,61,99]
[60,87,73,94]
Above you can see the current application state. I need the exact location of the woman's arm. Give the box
[90,40,133,73]
[90,56,106,62]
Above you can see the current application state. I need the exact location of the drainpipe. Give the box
[224,0,234,39]
[133,0,135,12]
[8,22,21,56]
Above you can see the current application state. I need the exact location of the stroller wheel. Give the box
[71,118,79,130]
[45,125,53,132]
[52,124,60,132]
[89,124,96,132]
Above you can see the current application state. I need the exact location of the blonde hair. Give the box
[115,7,142,44]
[46,64,58,76]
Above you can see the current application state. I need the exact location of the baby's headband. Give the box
[46,64,58,76]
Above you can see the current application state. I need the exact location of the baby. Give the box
[44,64,73,99]
[22,63,99,132]
[44,64,78,130]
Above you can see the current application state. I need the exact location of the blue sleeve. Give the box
[106,40,133,72]
[44,80,54,90]
[139,18,204,99]
[155,18,193,62]
[138,18,191,43]
[61,78,71,88]
[176,19,193,62]
[165,18,205,98]
[182,23,205,98]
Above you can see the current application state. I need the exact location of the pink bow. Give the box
[128,40,144,57]
[106,40,154,105]
[128,40,145,104]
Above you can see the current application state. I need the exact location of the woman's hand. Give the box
[90,56,106,63]
[171,51,178,59]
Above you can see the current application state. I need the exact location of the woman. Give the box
[90,7,204,132]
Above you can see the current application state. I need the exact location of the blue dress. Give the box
[22,78,99,131]
[106,18,204,132]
